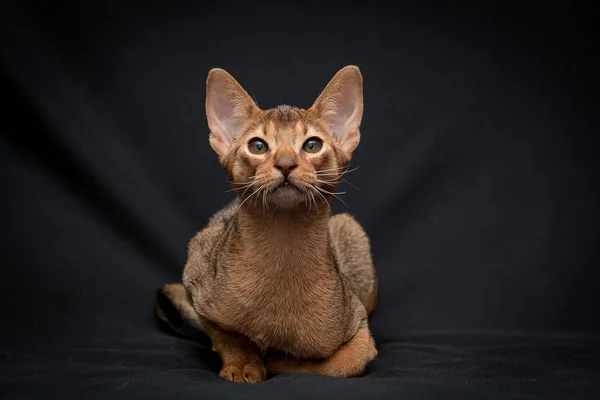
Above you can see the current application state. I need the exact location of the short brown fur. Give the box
[156,66,378,382]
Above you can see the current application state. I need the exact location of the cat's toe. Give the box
[219,364,244,382]
[219,361,266,383]
[242,362,267,383]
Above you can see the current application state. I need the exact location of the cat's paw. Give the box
[219,360,267,383]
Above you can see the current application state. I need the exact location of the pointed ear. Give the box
[206,68,260,161]
[310,66,363,157]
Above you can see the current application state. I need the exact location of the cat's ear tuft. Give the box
[206,68,260,161]
[310,66,363,157]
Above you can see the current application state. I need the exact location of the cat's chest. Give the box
[207,255,346,358]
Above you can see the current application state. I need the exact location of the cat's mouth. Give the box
[271,180,302,194]
[268,180,305,209]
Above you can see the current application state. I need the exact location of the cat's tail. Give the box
[155,283,211,346]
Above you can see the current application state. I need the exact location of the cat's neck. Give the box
[236,203,333,271]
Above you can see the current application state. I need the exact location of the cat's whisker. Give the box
[301,186,311,212]
[314,166,347,173]
[224,182,254,193]
[315,174,347,179]
[316,167,358,176]
[316,179,342,185]
[316,187,346,196]
[312,190,320,212]
[317,166,360,176]
[342,178,360,190]
[241,186,253,198]
[314,185,348,208]
[254,185,267,208]
[228,180,255,185]
[315,172,359,181]
[303,189,307,209]
[262,187,269,211]
[301,187,311,213]
[343,166,360,173]
[308,184,330,208]
[236,184,264,213]
[310,184,331,210]
[316,176,359,190]
[302,187,309,211]
[317,165,358,173]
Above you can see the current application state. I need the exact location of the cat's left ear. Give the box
[309,65,363,157]
[206,68,260,161]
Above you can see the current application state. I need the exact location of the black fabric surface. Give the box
[1,1,599,398]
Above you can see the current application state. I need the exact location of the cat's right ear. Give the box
[206,69,260,161]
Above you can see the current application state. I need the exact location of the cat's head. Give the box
[206,66,363,210]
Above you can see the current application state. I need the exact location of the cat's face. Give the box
[216,106,351,209]
[206,66,363,210]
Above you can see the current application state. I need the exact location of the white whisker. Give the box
[262,187,269,210]
[316,187,346,195]
[316,166,360,177]
[228,180,255,185]
[236,185,264,213]
[342,178,360,190]
[315,190,331,209]
[301,186,311,213]
[316,179,342,185]
[309,184,331,210]
[314,166,347,173]
[314,185,348,208]
[224,182,254,193]
[313,191,319,212]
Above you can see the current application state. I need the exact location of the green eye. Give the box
[302,138,323,153]
[248,139,268,154]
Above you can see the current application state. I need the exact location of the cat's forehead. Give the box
[245,105,322,143]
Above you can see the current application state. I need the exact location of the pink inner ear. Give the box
[325,83,362,145]
[208,83,241,148]
[206,70,259,157]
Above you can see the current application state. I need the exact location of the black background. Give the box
[1,1,599,398]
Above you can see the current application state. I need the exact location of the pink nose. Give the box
[275,156,298,178]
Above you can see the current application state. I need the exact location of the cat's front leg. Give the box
[202,319,267,383]
[156,283,267,383]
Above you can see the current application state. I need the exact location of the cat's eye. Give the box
[302,138,323,154]
[248,139,268,154]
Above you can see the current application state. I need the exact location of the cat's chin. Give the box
[270,184,304,209]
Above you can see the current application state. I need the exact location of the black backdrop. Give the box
[1,1,599,398]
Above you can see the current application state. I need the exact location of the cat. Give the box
[156,66,378,383]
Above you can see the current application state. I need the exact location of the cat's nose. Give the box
[275,156,298,178]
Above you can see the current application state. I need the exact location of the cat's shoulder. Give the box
[207,198,239,227]
[187,199,238,258]
[329,213,367,237]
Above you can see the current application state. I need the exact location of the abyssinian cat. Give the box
[156,66,378,383]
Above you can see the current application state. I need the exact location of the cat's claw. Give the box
[219,361,267,383]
